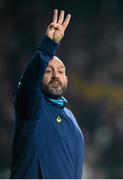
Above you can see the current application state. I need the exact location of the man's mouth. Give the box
[49,80,61,86]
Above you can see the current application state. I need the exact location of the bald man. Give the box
[10,10,84,179]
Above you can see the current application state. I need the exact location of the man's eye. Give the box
[46,70,51,73]
[59,71,64,74]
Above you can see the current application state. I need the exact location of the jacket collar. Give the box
[44,95,68,108]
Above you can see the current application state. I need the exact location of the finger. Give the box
[48,23,56,30]
[52,9,58,23]
[57,10,65,24]
[62,14,71,30]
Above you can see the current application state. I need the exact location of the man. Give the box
[10,9,84,179]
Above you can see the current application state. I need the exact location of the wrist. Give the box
[46,35,60,44]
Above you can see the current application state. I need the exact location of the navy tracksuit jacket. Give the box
[10,36,84,179]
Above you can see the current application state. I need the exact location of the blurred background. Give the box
[0,0,123,178]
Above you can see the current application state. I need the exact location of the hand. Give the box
[46,9,71,43]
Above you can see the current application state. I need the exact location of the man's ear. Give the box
[65,75,68,84]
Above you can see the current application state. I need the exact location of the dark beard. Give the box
[42,89,62,99]
[42,78,67,99]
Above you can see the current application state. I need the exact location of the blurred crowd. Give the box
[0,0,123,178]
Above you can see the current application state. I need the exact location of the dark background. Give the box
[0,0,123,178]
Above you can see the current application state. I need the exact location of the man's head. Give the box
[42,56,68,99]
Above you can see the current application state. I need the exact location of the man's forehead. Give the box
[48,56,65,68]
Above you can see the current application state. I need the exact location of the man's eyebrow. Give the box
[58,65,65,69]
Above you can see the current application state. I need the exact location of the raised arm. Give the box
[15,10,71,120]
[20,9,71,91]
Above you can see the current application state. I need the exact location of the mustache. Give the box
[49,78,62,86]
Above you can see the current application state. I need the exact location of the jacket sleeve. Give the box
[76,128,84,178]
[15,36,59,121]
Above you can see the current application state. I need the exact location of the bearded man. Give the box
[10,9,84,179]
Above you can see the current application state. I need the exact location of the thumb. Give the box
[48,23,57,30]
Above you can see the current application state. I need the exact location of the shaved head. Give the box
[53,56,64,64]
[50,56,66,71]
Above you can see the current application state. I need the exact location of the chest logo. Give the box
[56,116,62,123]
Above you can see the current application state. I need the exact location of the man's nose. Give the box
[52,70,58,78]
